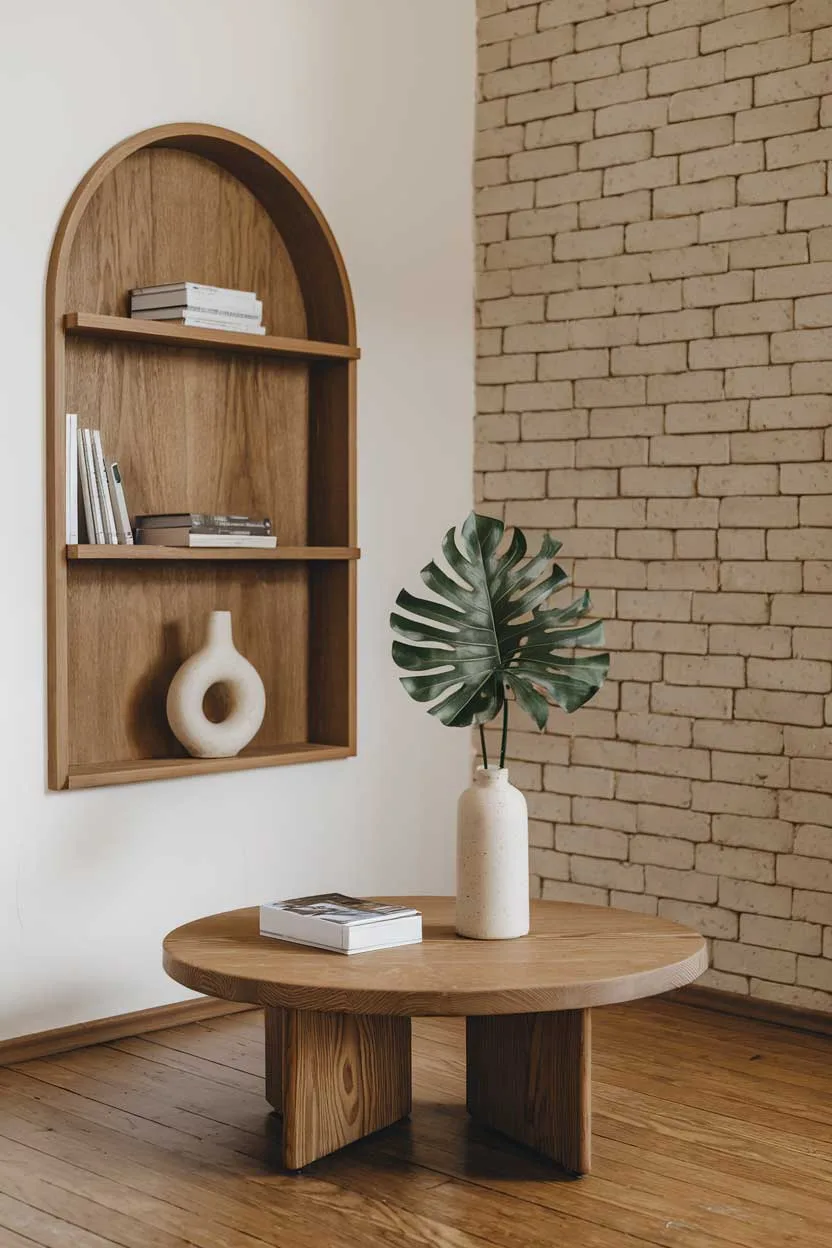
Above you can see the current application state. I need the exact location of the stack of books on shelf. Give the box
[129,282,266,335]
[259,894,423,955]
[66,413,133,545]
[135,513,277,549]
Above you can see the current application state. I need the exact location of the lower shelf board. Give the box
[67,545,360,562]
[66,743,354,789]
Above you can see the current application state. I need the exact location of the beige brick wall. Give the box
[476,0,832,1012]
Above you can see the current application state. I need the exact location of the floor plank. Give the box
[1,1000,830,1247]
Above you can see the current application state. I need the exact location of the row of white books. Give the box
[130,282,266,336]
[65,414,133,545]
[259,894,422,955]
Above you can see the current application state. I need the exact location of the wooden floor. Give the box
[0,1000,829,1247]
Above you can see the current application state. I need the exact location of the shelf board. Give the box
[67,743,354,789]
[64,312,360,362]
[67,544,360,562]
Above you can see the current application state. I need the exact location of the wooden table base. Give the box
[466,1009,591,1174]
[264,1006,590,1173]
[264,1007,412,1170]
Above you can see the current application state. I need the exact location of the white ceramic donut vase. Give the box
[166,610,266,758]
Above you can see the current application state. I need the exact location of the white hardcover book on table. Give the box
[81,429,106,543]
[92,430,119,544]
[107,461,134,544]
[259,894,422,954]
[65,413,78,544]
[131,282,259,314]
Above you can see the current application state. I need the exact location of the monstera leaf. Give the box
[390,512,609,733]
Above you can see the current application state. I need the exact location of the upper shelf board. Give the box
[64,312,360,362]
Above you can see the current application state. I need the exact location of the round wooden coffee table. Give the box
[163,897,706,1172]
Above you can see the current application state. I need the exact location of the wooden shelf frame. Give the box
[47,123,359,790]
[67,545,361,562]
[64,312,361,362]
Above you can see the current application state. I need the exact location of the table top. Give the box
[163,897,707,1016]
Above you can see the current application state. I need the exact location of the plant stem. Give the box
[479,723,488,769]
[499,699,509,770]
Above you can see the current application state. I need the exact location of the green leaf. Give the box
[390,511,609,730]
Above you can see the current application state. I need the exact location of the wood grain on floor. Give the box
[0,999,828,1247]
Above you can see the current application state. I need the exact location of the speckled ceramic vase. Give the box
[456,766,530,940]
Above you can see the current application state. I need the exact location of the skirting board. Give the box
[0,996,256,1066]
[666,984,832,1040]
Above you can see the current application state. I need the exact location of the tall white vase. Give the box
[456,766,530,940]
[166,610,266,758]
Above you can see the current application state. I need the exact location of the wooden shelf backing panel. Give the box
[67,743,353,789]
[65,313,359,362]
[66,562,310,769]
[67,545,361,562]
[66,336,311,548]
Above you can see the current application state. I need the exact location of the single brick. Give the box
[680,141,764,184]
[724,33,811,80]
[713,814,793,852]
[626,217,699,253]
[768,528,831,560]
[486,236,553,270]
[720,877,793,918]
[595,97,667,137]
[666,401,748,435]
[754,62,831,108]
[649,498,720,529]
[652,682,733,719]
[735,98,819,142]
[508,145,577,182]
[778,855,832,894]
[477,354,535,385]
[660,899,738,940]
[555,823,629,859]
[551,46,621,85]
[622,28,699,71]
[476,182,535,216]
[701,6,789,55]
[576,435,646,466]
[632,622,707,656]
[718,529,765,560]
[479,7,537,45]
[506,83,575,124]
[652,244,730,281]
[649,51,727,98]
[555,226,623,261]
[767,130,832,170]
[573,796,637,833]
[580,189,652,229]
[510,25,574,67]
[665,653,743,687]
[618,771,692,808]
[654,116,734,158]
[645,866,718,903]
[725,366,791,398]
[482,62,551,101]
[794,824,832,858]
[505,380,571,409]
[503,322,569,352]
[572,856,645,892]
[736,689,824,727]
[750,396,832,429]
[570,314,639,348]
[576,376,647,407]
[580,253,653,287]
[576,9,646,51]
[738,164,826,207]
[793,363,832,394]
[537,169,603,207]
[712,752,789,789]
[617,278,682,314]
[653,178,736,220]
[797,294,832,328]
[504,499,577,528]
[786,196,832,231]
[590,405,663,436]
[692,592,769,623]
[547,287,615,321]
[713,941,796,985]
[638,803,709,841]
[781,462,832,494]
[690,336,769,370]
[576,68,647,111]
[542,880,608,905]
[639,310,714,345]
[481,294,546,327]
[539,349,609,380]
[669,80,750,123]
[700,204,785,243]
[525,112,595,149]
[676,531,717,559]
[538,0,605,29]
[697,843,775,883]
[715,301,793,336]
[483,470,546,500]
[604,156,679,196]
[636,742,710,779]
[791,0,832,31]
[729,234,808,269]
[631,835,695,869]
[547,466,617,495]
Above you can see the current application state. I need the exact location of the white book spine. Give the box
[92,431,119,544]
[182,316,266,335]
[106,462,134,544]
[76,426,94,543]
[82,429,106,543]
[65,413,78,544]
[131,284,258,313]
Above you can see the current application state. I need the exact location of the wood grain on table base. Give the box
[264,1007,411,1169]
[467,1009,591,1175]
[163,897,707,1017]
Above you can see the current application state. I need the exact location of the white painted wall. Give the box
[0,0,475,1039]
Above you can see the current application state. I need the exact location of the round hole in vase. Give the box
[166,611,266,758]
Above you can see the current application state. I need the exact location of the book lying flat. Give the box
[132,311,266,335]
[131,282,258,313]
[130,298,263,320]
[259,894,423,954]
[136,513,271,533]
[136,528,277,548]
[131,306,262,324]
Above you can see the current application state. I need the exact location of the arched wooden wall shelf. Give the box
[46,123,359,790]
